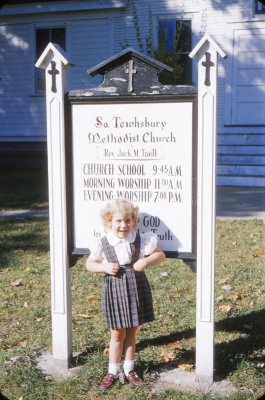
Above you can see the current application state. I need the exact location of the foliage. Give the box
[128,0,191,85]
[151,26,185,85]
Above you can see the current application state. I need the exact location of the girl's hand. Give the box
[133,259,146,272]
[104,263,120,276]
[133,248,166,272]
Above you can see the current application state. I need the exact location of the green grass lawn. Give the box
[0,216,264,400]
[0,167,264,399]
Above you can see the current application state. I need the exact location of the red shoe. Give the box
[99,373,117,392]
[126,370,143,386]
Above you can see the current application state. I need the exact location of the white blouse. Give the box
[88,231,158,265]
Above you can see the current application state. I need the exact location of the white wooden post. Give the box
[190,34,226,382]
[36,43,73,368]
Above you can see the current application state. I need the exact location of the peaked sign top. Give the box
[87,47,173,77]
[189,34,227,59]
[35,42,72,69]
[70,47,197,98]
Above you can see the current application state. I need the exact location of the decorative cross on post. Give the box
[125,59,137,92]
[202,52,214,86]
[48,60,60,93]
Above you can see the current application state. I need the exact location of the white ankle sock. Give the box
[108,363,120,377]
[123,359,135,376]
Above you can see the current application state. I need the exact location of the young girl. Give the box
[86,199,165,392]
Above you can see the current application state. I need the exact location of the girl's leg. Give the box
[122,326,138,361]
[109,327,126,365]
[122,327,143,385]
[100,328,126,392]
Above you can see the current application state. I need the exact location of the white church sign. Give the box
[36,36,226,383]
[68,48,197,260]
[70,99,196,257]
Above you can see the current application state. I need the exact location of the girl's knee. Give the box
[110,328,126,342]
[126,326,139,336]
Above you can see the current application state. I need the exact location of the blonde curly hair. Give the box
[100,199,140,230]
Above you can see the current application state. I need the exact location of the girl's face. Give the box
[111,212,134,239]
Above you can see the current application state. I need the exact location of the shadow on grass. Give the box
[73,309,265,380]
[0,218,49,269]
[0,393,10,400]
[0,167,48,211]
[138,309,265,378]
[215,308,265,378]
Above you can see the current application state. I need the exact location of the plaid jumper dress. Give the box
[101,233,154,329]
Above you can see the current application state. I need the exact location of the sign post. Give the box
[36,43,73,368]
[190,34,226,382]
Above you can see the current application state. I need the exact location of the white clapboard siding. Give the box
[232,29,265,125]
[217,176,265,186]
[0,24,36,139]
[218,155,265,165]
[218,134,265,145]
[217,133,265,186]
[0,15,112,140]
[70,18,112,89]
[218,145,265,155]
[217,165,265,176]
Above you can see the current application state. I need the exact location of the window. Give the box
[255,0,265,14]
[35,27,66,92]
[156,19,192,85]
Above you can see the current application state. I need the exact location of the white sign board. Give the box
[71,100,195,256]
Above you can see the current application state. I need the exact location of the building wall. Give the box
[0,8,120,140]
[0,0,264,185]
[116,0,265,186]
[115,0,265,130]
[0,22,33,139]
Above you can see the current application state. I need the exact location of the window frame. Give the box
[158,18,192,55]
[156,16,193,85]
[255,0,265,14]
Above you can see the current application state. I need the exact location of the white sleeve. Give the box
[87,238,103,261]
[141,231,159,256]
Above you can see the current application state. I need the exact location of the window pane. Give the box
[176,20,191,53]
[51,28,66,50]
[159,19,192,54]
[255,0,265,13]
[159,20,175,53]
[36,29,50,59]
[179,54,192,84]
[157,19,192,84]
